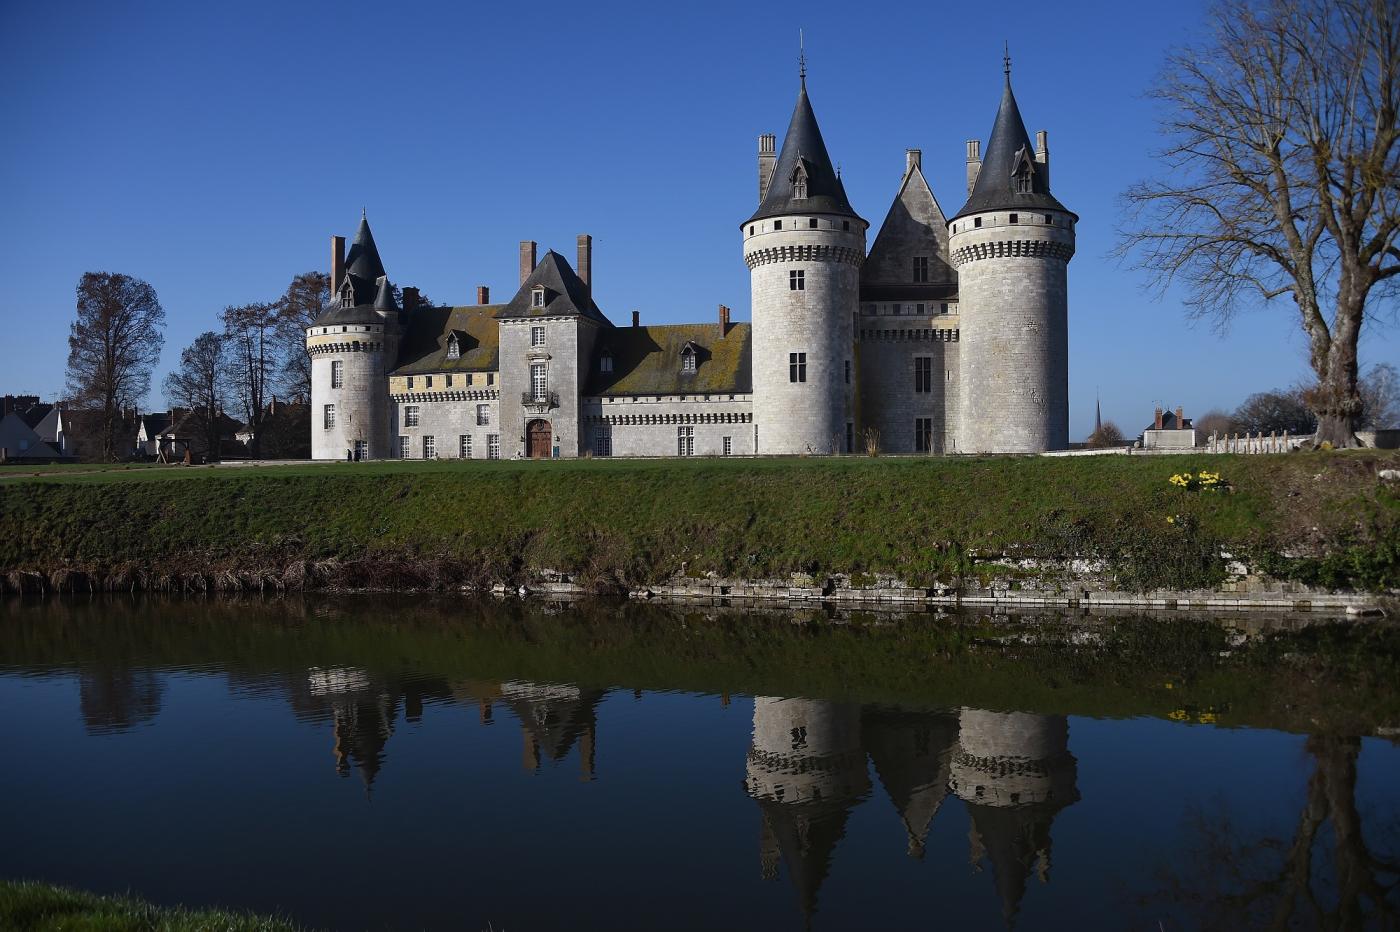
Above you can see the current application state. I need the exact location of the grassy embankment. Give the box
[1,452,1397,592]
[0,879,305,931]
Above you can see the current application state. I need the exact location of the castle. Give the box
[307,59,1075,460]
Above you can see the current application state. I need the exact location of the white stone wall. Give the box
[308,322,397,460]
[744,215,866,455]
[389,391,501,458]
[582,395,754,457]
[950,212,1074,453]
[498,317,598,458]
[856,318,960,454]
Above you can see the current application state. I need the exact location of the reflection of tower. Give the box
[862,706,961,858]
[500,681,604,781]
[330,691,397,791]
[949,709,1079,927]
[744,698,870,923]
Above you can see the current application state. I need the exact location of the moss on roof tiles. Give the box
[586,323,752,396]
[392,305,503,375]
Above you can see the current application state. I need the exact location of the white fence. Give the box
[1205,430,1301,454]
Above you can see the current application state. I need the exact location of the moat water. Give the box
[1,596,1398,930]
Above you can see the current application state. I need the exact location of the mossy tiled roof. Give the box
[392,305,503,375]
[585,323,752,396]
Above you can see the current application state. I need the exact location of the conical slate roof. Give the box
[372,275,396,311]
[746,79,863,225]
[952,75,1071,221]
[345,213,386,284]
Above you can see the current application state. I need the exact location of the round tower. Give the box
[949,60,1076,454]
[743,74,867,455]
[307,213,401,461]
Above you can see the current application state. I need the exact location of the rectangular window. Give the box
[600,354,613,373]
[774,220,782,230]
[789,269,805,291]
[594,429,612,457]
[974,217,983,228]
[353,439,367,461]
[941,303,949,314]
[531,326,545,347]
[915,357,932,394]
[913,256,929,282]
[893,303,902,315]
[917,303,925,315]
[916,418,933,453]
[323,404,335,429]
[677,425,694,457]
[407,376,415,390]
[531,289,545,308]
[531,363,547,400]
[398,435,410,459]
[404,405,420,427]
[1009,213,1019,224]
[459,434,471,458]
[846,422,854,454]
[476,404,490,426]
[487,373,495,386]
[426,375,433,388]
[423,435,436,459]
[682,353,696,373]
[487,434,500,459]
[722,436,732,456]
[808,218,818,229]
[330,360,343,388]
[789,352,807,383]
[844,360,850,384]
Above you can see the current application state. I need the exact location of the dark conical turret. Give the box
[345,212,387,285]
[746,78,862,225]
[952,69,1070,221]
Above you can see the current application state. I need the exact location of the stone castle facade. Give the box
[307,63,1075,460]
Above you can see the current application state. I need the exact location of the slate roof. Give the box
[497,251,610,325]
[862,163,958,302]
[17,403,54,430]
[344,214,387,296]
[746,79,863,225]
[952,76,1073,221]
[311,213,397,327]
[0,412,62,460]
[392,305,504,376]
[585,322,752,396]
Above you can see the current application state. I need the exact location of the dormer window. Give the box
[790,160,809,200]
[599,352,613,373]
[1012,146,1036,194]
[531,287,545,309]
[446,334,460,360]
[680,343,698,373]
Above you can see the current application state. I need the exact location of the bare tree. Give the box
[1234,387,1319,433]
[65,272,165,460]
[1086,421,1127,448]
[274,271,329,403]
[221,302,278,459]
[1194,409,1237,437]
[1121,0,1400,447]
[163,331,227,461]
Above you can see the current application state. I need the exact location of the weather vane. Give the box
[799,29,807,82]
[1003,41,1011,77]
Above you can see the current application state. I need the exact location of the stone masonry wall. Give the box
[582,395,755,457]
[498,317,589,458]
[308,322,396,460]
[856,319,960,454]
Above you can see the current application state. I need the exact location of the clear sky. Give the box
[2,0,1394,439]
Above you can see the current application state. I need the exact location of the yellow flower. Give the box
[1166,515,1176,524]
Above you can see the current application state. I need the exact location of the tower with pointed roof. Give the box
[948,55,1076,453]
[743,68,867,455]
[306,213,403,460]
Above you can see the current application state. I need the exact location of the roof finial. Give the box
[361,206,366,218]
[799,29,807,85]
[1003,41,1011,79]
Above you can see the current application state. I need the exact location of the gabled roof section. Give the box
[498,251,610,325]
[746,79,863,225]
[952,75,1072,221]
[392,305,503,375]
[585,323,752,396]
[862,163,958,300]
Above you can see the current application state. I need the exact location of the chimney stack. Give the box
[331,235,346,296]
[718,304,731,335]
[757,134,777,203]
[1154,406,1164,431]
[905,148,922,175]
[965,140,982,196]
[1175,406,1185,429]
[476,285,490,305]
[631,310,640,328]
[1035,130,1050,187]
[402,287,419,312]
[577,234,592,297]
[519,241,537,285]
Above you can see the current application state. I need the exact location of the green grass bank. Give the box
[0,879,306,931]
[2,452,1398,593]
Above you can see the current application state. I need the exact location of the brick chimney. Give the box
[331,235,346,296]
[631,310,640,328]
[577,234,592,297]
[1175,406,1185,429]
[718,304,731,336]
[906,148,921,175]
[519,241,537,285]
[1154,406,1164,430]
[476,285,490,305]
[402,287,419,312]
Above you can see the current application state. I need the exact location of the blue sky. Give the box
[2,0,1394,439]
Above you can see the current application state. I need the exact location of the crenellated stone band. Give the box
[744,243,865,270]
[950,239,1075,268]
[308,341,386,355]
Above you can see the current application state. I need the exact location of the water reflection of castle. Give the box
[745,698,1078,926]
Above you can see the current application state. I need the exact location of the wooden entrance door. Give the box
[527,419,552,459]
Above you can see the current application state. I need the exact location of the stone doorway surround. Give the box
[527,419,552,459]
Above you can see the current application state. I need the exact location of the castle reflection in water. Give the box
[137,665,1072,925]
